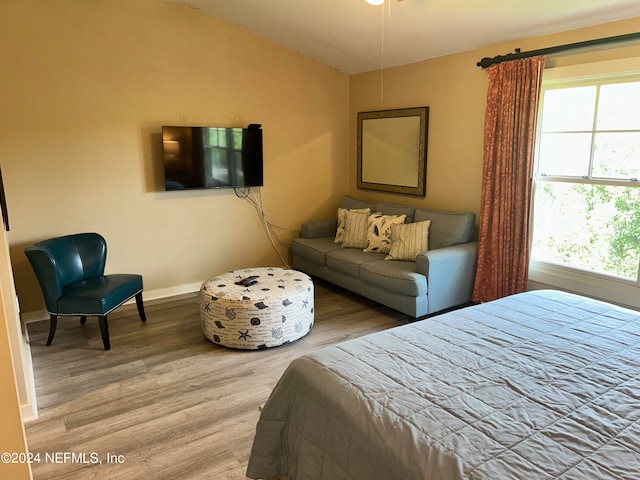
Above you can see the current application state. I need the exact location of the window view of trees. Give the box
[531,79,640,282]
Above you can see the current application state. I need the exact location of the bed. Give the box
[246,290,640,480]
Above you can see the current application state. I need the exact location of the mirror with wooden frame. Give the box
[357,106,429,196]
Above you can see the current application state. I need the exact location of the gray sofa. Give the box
[291,195,478,318]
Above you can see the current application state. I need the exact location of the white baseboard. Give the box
[141,282,202,302]
[21,402,38,422]
[21,281,203,324]
[18,326,38,421]
[20,309,48,324]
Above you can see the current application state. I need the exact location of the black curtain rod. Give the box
[477,31,640,69]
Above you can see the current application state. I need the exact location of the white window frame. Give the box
[529,59,640,310]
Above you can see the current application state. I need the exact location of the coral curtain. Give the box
[472,56,546,303]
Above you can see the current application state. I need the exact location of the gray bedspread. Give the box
[246,290,640,479]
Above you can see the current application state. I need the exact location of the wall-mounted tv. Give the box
[162,125,263,191]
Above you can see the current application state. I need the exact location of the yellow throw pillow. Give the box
[335,208,370,244]
[363,213,407,254]
[385,220,431,261]
[342,210,370,249]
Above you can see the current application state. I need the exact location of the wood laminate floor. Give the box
[24,280,407,480]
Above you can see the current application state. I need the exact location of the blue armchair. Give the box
[24,233,146,350]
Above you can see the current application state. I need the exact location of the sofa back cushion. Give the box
[337,196,475,250]
[340,195,376,211]
[374,202,415,223]
[413,209,475,250]
[339,197,416,221]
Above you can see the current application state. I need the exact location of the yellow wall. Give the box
[2,2,639,315]
[349,17,640,216]
[0,0,350,313]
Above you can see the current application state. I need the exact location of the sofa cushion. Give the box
[335,208,370,244]
[385,220,431,262]
[326,248,385,278]
[290,237,341,266]
[375,202,416,223]
[361,260,427,297]
[363,213,407,254]
[340,195,376,211]
[413,209,475,250]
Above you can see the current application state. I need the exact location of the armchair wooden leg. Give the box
[98,316,111,351]
[80,316,87,324]
[135,292,147,322]
[46,314,57,346]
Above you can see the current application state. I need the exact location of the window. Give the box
[204,127,244,186]
[531,76,640,286]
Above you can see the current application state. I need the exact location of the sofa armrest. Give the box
[415,241,478,314]
[300,218,338,239]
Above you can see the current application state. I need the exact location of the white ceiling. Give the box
[171,0,640,74]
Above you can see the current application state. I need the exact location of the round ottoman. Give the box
[200,267,314,350]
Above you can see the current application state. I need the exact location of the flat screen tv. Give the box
[162,125,263,191]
